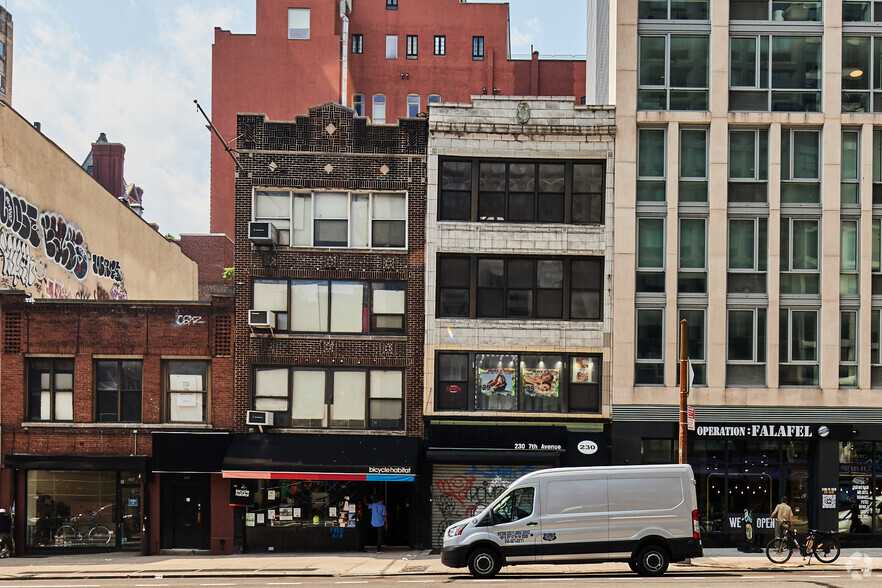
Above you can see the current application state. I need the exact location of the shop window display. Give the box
[838,441,882,534]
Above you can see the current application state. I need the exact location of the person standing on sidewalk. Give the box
[0,508,13,557]
[367,496,387,553]
[770,496,793,539]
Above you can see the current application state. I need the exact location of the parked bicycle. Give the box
[54,506,113,546]
[766,524,841,564]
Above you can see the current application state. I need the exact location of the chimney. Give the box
[91,134,126,198]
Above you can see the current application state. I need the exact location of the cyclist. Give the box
[770,496,794,539]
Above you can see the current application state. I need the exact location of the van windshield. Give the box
[490,487,535,525]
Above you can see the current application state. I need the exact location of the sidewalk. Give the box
[0,548,877,580]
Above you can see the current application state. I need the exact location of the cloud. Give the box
[10,1,246,237]
[510,18,543,55]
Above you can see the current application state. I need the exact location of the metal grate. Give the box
[213,314,233,357]
[3,311,22,354]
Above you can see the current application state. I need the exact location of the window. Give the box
[842,219,860,295]
[372,94,386,123]
[678,309,706,386]
[435,352,602,413]
[473,36,484,60]
[434,35,446,55]
[428,94,441,106]
[639,0,709,19]
[387,0,398,9]
[253,278,405,333]
[730,1,821,20]
[875,130,882,204]
[728,128,769,202]
[872,310,882,386]
[842,129,861,203]
[841,310,859,387]
[254,367,403,430]
[780,218,819,295]
[165,361,208,423]
[638,35,709,111]
[727,308,767,386]
[28,358,74,421]
[779,308,819,387]
[0,40,5,61]
[287,8,310,40]
[844,0,882,21]
[730,35,822,112]
[351,34,363,54]
[407,94,420,117]
[438,158,604,224]
[95,360,142,422]
[679,218,706,293]
[385,35,398,59]
[781,128,820,204]
[637,217,665,293]
[436,255,603,320]
[637,128,666,202]
[254,190,291,245]
[353,94,365,116]
[636,308,664,385]
[680,128,708,202]
[872,218,882,294]
[728,217,768,293]
[491,487,535,524]
[843,37,882,112]
[406,35,418,59]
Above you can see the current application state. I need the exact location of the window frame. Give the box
[353,94,365,116]
[385,35,398,60]
[678,217,707,294]
[372,94,386,123]
[637,34,710,111]
[27,357,75,422]
[778,307,820,387]
[635,308,665,385]
[678,309,707,386]
[407,94,420,117]
[841,128,861,204]
[351,33,363,55]
[780,217,820,295]
[841,309,859,388]
[679,127,708,202]
[95,359,143,423]
[730,0,822,21]
[252,366,404,430]
[637,127,667,202]
[387,0,398,9]
[842,218,860,295]
[164,360,210,424]
[781,127,821,204]
[473,36,484,61]
[434,35,446,56]
[844,0,882,22]
[287,8,310,40]
[638,0,709,19]
[406,35,418,59]
[636,216,666,293]
[436,254,604,321]
[252,278,406,334]
[726,307,767,386]
[434,351,602,414]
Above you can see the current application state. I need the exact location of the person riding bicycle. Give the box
[770,496,794,539]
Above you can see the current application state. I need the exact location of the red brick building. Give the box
[0,292,235,555]
[230,103,426,550]
[211,0,586,238]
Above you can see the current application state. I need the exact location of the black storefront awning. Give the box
[4,454,148,471]
[221,433,419,482]
[152,432,231,473]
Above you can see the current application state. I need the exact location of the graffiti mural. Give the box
[0,226,47,288]
[0,183,128,298]
[431,464,538,548]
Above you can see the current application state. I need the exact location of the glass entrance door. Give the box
[784,466,809,534]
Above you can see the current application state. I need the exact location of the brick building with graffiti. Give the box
[0,101,198,302]
[0,291,234,555]
[230,103,427,551]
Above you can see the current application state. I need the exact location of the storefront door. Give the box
[784,466,809,534]
[168,477,209,550]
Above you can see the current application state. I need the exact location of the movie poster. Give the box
[523,368,560,397]
[479,367,515,396]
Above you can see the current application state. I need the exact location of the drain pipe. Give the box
[340,0,351,106]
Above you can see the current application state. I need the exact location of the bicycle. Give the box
[54,508,113,546]
[766,525,841,564]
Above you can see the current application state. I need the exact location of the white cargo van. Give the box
[441,464,702,578]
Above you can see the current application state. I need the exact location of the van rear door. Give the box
[538,472,609,561]
[486,484,540,563]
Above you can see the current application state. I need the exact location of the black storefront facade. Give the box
[425,421,608,548]
[612,406,882,547]
[222,433,422,552]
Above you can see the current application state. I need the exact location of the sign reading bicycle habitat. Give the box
[695,424,817,438]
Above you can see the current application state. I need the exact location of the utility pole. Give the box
[678,318,689,464]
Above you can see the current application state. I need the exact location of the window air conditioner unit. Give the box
[249,221,278,245]
[248,309,276,329]
[246,410,273,426]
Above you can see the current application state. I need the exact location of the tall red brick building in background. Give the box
[210,0,587,238]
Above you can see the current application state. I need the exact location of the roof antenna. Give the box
[194,99,243,172]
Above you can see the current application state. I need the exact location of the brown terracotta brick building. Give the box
[230,103,427,551]
[0,292,234,555]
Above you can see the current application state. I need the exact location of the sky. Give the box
[5,0,587,238]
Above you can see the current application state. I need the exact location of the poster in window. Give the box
[571,357,598,384]
[256,513,265,525]
[279,507,293,521]
[245,513,256,527]
[479,368,514,396]
[523,368,559,397]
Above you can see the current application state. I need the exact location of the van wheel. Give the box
[468,547,502,578]
[636,545,669,577]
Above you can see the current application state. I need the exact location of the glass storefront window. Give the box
[246,480,362,529]
[839,441,876,534]
[28,470,117,548]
